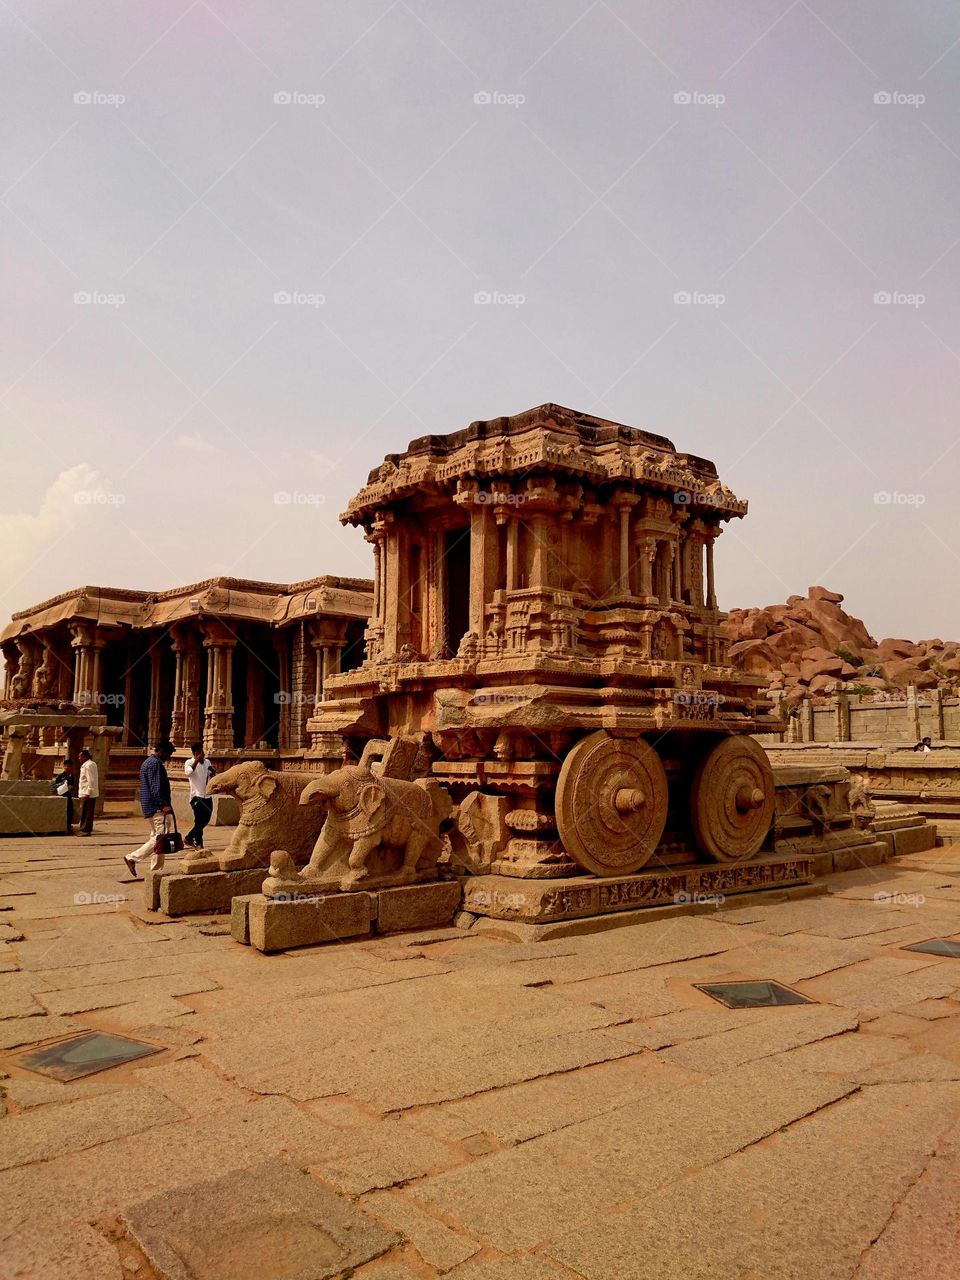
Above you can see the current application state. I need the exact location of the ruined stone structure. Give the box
[309,403,783,893]
[0,577,371,784]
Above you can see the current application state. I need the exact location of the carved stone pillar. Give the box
[1,728,27,781]
[147,640,163,747]
[637,536,657,599]
[170,626,189,747]
[469,500,497,636]
[705,528,719,610]
[69,625,91,705]
[309,618,347,705]
[272,631,292,750]
[201,623,236,752]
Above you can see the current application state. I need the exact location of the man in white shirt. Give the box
[77,748,99,837]
[184,742,216,849]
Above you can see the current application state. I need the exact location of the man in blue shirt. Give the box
[124,741,175,878]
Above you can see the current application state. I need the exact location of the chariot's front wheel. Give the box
[555,731,669,877]
[690,736,774,862]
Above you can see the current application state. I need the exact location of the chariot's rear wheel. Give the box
[555,731,669,877]
[690,736,774,862]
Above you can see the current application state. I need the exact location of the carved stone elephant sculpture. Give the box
[186,761,324,873]
[263,760,452,894]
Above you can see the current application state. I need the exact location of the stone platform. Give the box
[144,866,270,916]
[232,880,462,952]
[0,782,68,836]
[463,853,815,925]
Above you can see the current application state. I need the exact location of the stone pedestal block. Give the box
[159,867,269,916]
[247,891,376,953]
[230,894,261,944]
[0,794,68,836]
[878,824,939,858]
[376,880,461,932]
[463,854,814,925]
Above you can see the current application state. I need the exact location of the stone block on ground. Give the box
[230,893,259,944]
[247,892,376,953]
[121,1158,399,1280]
[376,881,462,933]
[143,868,174,912]
[0,796,68,836]
[159,867,269,917]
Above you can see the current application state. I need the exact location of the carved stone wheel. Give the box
[555,731,669,877]
[690,736,775,862]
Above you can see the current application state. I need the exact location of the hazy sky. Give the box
[2,1,959,640]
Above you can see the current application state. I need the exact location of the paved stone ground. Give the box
[2,806,960,1278]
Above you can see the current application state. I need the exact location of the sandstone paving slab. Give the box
[861,1011,933,1037]
[410,1062,856,1252]
[92,997,200,1028]
[496,916,752,986]
[0,1012,82,1048]
[1,1073,126,1109]
[444,1254,572,1279]
[720,899,920,939]
[38,972,220,1015]
[684,935,878,985]
[0,971,46,1019]
[767,1031,910,1075]
[307,1115,464,1194]
[799,964,960,1016]
[660,1006,859,1073]
[0,1096,401,1239]
[855,1146,960,1280]
[545,1082,960,1280]
[551,970,683,1020]
[910,1014,960,1063]
[0,1087,184,1170]
[123,1158,399,1280]
[361,1189,481,1270]
[36,948,255,991]
[134,1058,253,1116]
[855,1052,960,1083]
[428,1053,698,1146]
[609,1005,777,1051]
[895,997,956,1020]
[3,1219,122,1280]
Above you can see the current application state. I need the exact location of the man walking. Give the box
[184,742,215,849]
[77,748,98,836]
[124,741,175,878]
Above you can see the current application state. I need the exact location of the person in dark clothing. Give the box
[124,742,174,878]
[52,761,76,833]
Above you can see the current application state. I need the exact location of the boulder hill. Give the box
[722,586,960,701]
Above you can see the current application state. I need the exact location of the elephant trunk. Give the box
[299,775,338,807]
[207,774,228,796]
